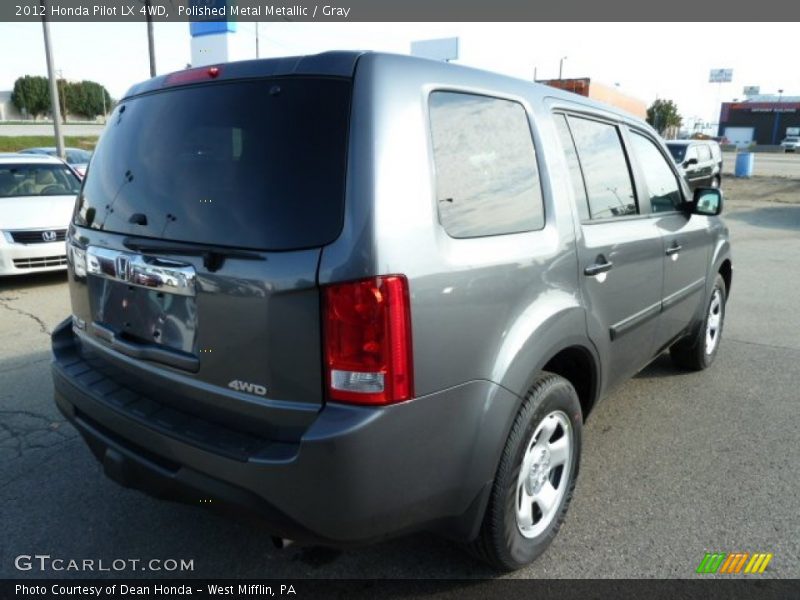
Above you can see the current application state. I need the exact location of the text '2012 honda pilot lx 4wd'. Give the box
[52,52,731,570]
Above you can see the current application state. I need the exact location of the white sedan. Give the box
[0,154,82,276]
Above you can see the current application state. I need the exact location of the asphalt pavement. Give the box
[722,150,800,178]
[1,192,798,579]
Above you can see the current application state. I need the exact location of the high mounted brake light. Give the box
[323,276,414,405]
[163,66,222,87]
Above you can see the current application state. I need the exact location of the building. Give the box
[718,95,800,148]
[0,91,23,121]
[538,78,647,119]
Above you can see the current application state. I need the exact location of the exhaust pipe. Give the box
[271,537,294,549]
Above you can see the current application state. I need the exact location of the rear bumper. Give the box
[52,318,519,544]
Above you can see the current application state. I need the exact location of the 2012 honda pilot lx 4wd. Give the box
[52,52,731,570]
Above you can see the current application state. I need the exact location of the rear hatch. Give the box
[66,72,352,442]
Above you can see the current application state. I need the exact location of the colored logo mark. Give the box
[696,552,773,574]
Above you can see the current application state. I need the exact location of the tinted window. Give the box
[75,78,351,251]
[66,149,92,164]
[697,144,712,161]
[553,114,590,221]
[666,143,686,162]
[429,92,544,238]
[0,163,81,198]
[630,133,683,213]
[567,116,637,219]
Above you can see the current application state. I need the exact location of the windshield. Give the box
[74,77,352,251]
[665,144,687,162]
[66,149,92,164]
[0,164,81,198]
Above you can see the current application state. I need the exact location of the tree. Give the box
[647,99,682,135]
[10,75,51,118]
[64,80,113,119]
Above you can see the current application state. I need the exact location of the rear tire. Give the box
[469,372,582,571]
[670,274,726,371]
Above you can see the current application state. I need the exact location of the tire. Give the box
[670,273,726,371]
[469,372,582,571]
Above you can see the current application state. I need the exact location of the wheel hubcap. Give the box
[515,411,572,539]
[705,289,723,355]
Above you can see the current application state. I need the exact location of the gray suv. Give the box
[52,52,731,570]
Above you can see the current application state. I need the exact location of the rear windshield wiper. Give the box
[122,237,265,273]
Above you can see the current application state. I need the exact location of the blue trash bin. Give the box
[735,152,754,178]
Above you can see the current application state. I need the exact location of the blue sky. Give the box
[1,21,798,124]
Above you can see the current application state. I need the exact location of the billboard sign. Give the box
[410,37,459,62]
[709,69,733,83]
[743,86,760,96]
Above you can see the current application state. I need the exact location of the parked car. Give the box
[51,52,732,571]
[780,136,800,152]
[0,154,82,276]
[665,140,723,190]
[18,147,92,178]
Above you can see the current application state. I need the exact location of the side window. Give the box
[697,144,712,162]
[553,114,590,221]
[567,116,637,219]
[429,92,545,238]
[629,132,683,213]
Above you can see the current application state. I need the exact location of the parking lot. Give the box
[1,175,799,579]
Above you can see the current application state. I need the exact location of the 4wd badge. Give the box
[227,379,267,397]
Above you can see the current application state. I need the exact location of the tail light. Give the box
[323,275,413,405]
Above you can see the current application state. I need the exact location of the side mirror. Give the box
[683,158,698,168]
[691,187,723,216]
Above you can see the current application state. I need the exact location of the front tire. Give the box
[670,274,727,370]
[470,372,582,571]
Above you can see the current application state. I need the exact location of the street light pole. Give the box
[559,56,567,80]
[56,69,66,124]
[40,1,65,160]
[145,0,156,77]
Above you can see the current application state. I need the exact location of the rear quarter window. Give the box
[428,91,545,238]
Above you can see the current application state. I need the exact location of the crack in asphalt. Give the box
[0,357,50,375]
[727,337,800,354]
[0,296,51,335]
[0,436,80,493]
[0,410,76,461]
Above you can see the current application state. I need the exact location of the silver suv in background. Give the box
[52,52,732,570]
[666,139,723,189]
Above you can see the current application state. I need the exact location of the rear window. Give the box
[0,163,81,198]
[666,144,686,162]
[75,77,351,251]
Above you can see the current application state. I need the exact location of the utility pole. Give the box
[559,56,567,80]
[145,0,156,77]
[255,22,260,58]
[56,69,66,124]
[40,1,65,160]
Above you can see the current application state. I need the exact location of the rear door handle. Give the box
[666,243,683,256]
[584,257,614,276]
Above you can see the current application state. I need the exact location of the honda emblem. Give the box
[41,230,57,242]
[115,255,130,281]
